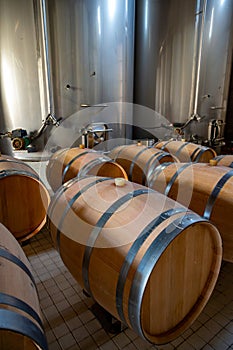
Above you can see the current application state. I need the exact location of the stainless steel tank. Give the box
[46,0,135,120]
[43,0,136,152]
[1,0,232,151]
[133,0,233,141]
[134,0,196,121]
[0,0,135,154]
[0,0,49,141]
[189,0,233,140]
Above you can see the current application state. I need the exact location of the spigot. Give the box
[47,113,61,126]
[31,113,62,140]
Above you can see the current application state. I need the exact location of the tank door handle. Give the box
[80,104,108,108]
[210,106,225,110]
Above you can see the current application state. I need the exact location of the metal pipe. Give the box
[40,0,54,117]
[189,0,207,118]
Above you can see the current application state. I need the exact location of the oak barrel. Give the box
[148,162,233,262]
[46,147,128,192]
[108,144,178,185]
[0,223,48,350]
[213,154,233,168]
[47,176,222,344]
[0,155,50,242]
[155,140,216,162]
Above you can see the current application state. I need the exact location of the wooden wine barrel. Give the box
[0,154,50,242]
[155,140,217,162]
[47,176,222,345]
[108,144,178,185]
[0,223,48,350]
[46,147,128,192]
[148,162,233,262]
[213,154,233,168]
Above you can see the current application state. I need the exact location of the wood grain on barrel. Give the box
[149,162,233,262]
[47,176,222,344]
[109,144,178,185]
[0,223,48,350]
[213,154,233,168]
[46,147,128,192]
[0,155,50,241]
[155,140,216,163]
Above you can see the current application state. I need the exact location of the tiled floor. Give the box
[22,226,233,350]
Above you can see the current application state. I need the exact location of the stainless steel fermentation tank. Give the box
[0,0,135,153]
[133,0,233,142]
[47,0,135,117]
[0,0,233,154]
[0,0,49,154]
[46,0,135,149]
